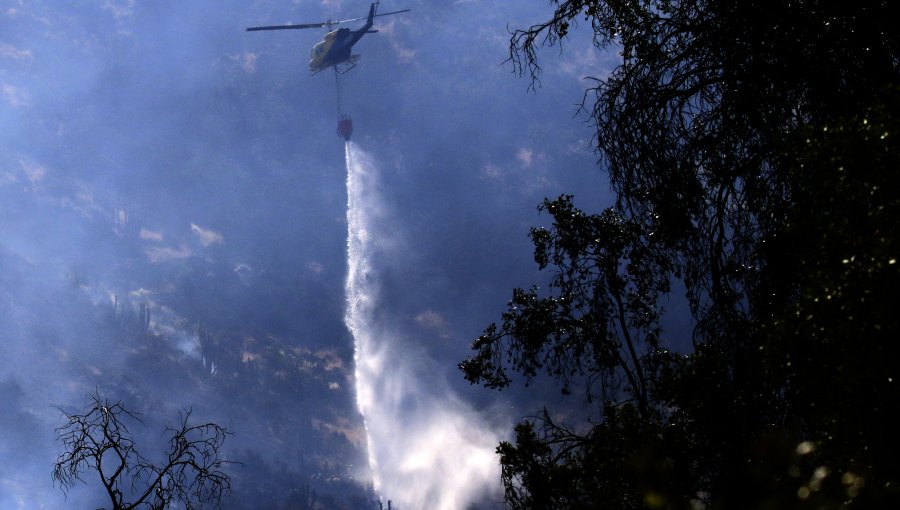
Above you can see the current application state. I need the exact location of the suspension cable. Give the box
[334,67,343,116]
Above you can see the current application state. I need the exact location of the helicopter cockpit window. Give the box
[311,42,325,60]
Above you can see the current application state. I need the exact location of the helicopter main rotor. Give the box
[246,8,410,32]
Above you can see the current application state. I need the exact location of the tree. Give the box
[53,391,234,510]
[462,1,899,508]
[462,196,697,509]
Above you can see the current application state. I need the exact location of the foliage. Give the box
[52,391,234,510]
[463,1,900,508]
[462,197,670,413]
[760,94,900,495]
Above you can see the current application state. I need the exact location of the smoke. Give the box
[344,142,504,509]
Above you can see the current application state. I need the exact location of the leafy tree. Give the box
[757,96,900,505]
[53,391,234,510]
[462,1,899,508]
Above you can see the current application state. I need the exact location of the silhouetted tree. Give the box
[53,391,234,509]
[463,1,899,508]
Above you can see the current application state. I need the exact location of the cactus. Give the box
[138,303,150,336]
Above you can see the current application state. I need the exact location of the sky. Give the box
[1,1,613,508]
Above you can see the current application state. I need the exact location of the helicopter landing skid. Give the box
[335,55,361,74]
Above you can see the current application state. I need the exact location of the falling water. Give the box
[344,141,382,489]
[343,143,505,509]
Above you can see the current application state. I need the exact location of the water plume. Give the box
[343,142,503,509]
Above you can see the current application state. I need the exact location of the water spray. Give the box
[343,143,505,509]
[344,142,380,486]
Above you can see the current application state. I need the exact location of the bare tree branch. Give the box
[52,390,235,510]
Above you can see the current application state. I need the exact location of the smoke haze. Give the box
[2,1,612,507]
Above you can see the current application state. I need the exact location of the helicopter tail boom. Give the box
[363,3,376,31]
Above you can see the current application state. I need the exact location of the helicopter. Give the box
[246,2,410,75]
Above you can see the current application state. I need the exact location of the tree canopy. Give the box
[462,1,900,508]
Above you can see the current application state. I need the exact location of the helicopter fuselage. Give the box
[248,3,407,75]
[309,27,366,73]
[309,3,375,74]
